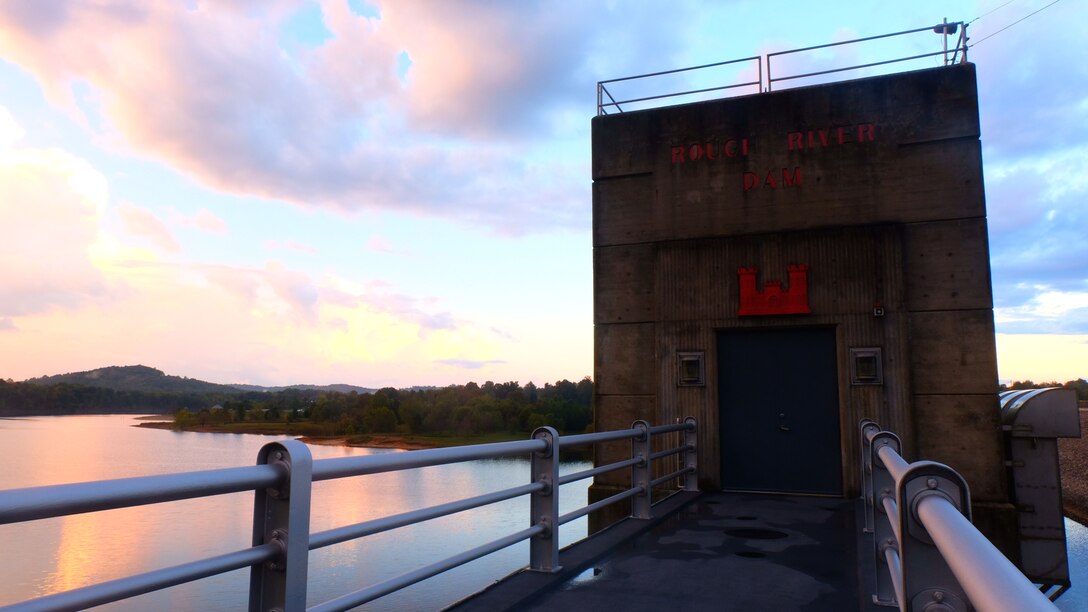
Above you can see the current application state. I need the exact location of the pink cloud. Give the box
[117,203,181,252]
[193,209,227,234]
[0,128,108,316]
[365,234,395,253]
[0,2,688,232]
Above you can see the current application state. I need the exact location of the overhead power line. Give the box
[971,0,1064,47]
[968,0,1019,25]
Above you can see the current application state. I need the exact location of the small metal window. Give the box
[677,352,705,386]
[850,347,883,385]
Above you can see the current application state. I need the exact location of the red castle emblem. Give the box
[737,264,812,316]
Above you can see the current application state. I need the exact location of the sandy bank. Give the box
[1059,410,1088,526]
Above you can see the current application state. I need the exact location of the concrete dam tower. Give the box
[589,63,1018,551]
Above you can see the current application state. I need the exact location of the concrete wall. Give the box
[590,64,1012,539]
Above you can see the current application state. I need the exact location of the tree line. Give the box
[182,378,594,436]
[0,379,243,416]
[999,378,1088,401]
[0,376,595,437]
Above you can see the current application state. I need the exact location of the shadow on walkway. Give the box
[454,491,876,611]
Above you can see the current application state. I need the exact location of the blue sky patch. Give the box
[281,3,333,48]
[348,0,381,19]
[396,51,412,80]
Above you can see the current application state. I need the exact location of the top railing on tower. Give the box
[596,20,968,116]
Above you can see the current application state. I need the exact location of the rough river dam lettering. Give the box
[669,121,878,192]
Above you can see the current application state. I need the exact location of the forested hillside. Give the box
[1,366,594,436]
[24,365,243,395]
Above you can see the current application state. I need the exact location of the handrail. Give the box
[597,56,760,116]
[596,21,969,115]
[859,420,1058,611]
[766,22,967,91]
[0,418,698,612]
[0,464,283,524]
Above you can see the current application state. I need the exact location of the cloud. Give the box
[168,208,228,235]
[0,317,15,331]
[266,239,317,254]
[117,203,181,253]
[366,234,397,253]
[436,358,507,370]
[323,282,458,334]
[971,2,1088,161]
[0,106,108,317]
[0,2,695,232]
[995,289,1088,334]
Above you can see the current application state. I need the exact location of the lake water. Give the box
[1,415,1085,610]
[0,415,592,610]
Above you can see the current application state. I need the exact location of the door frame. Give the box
[714,324,845,496]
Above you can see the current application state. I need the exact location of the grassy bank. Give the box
[137,420,538,450]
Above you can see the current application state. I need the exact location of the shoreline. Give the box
[136,416,1088,523]
[135,420,514,451]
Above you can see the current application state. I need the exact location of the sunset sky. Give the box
[0,1,1084,388]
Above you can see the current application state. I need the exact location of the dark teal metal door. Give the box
[718,328,842,495]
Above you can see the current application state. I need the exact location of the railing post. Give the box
[250,439,312,612]
[896,461,971,612]
[869,431,901,607]
[682,417,698,491]
[529,426,561,573]
[631,420,652,519]
[860,419,881,534]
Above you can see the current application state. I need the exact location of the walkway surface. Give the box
[453,491,877,612]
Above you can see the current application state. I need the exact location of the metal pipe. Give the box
[558,458,641,486]
[883,545,905,608]
[769,49,961,86]
[558,486,643,525]
[915,494,1058,611]
[598,56,759,85]
[8,543,279,612]
[599,81,761,111]
[649,445,689,462]
[308,525,545,612]
[647,422,695,435]
[309,482,544,550]
[557,429,641,449]
[876,444,911,482]
[880,495,901,545]
[651,467,693,488]
[603,86,620,111]
[311,439,547,481]
[0,464,283,524]
[767,24,952,59]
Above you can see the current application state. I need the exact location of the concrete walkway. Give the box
[453,491,875,611]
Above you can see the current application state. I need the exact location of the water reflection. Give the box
[0,415,591,610]
[1058,518,1088,611]
[6,415,1083,610]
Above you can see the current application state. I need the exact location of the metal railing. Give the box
[597,21,968,115]
[597,56,761,116]
[859,419,1058,611]
[0,418,697,612]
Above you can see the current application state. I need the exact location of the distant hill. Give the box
[22,365,378,396]
[24,365,244,395]
[230,383,377,394]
